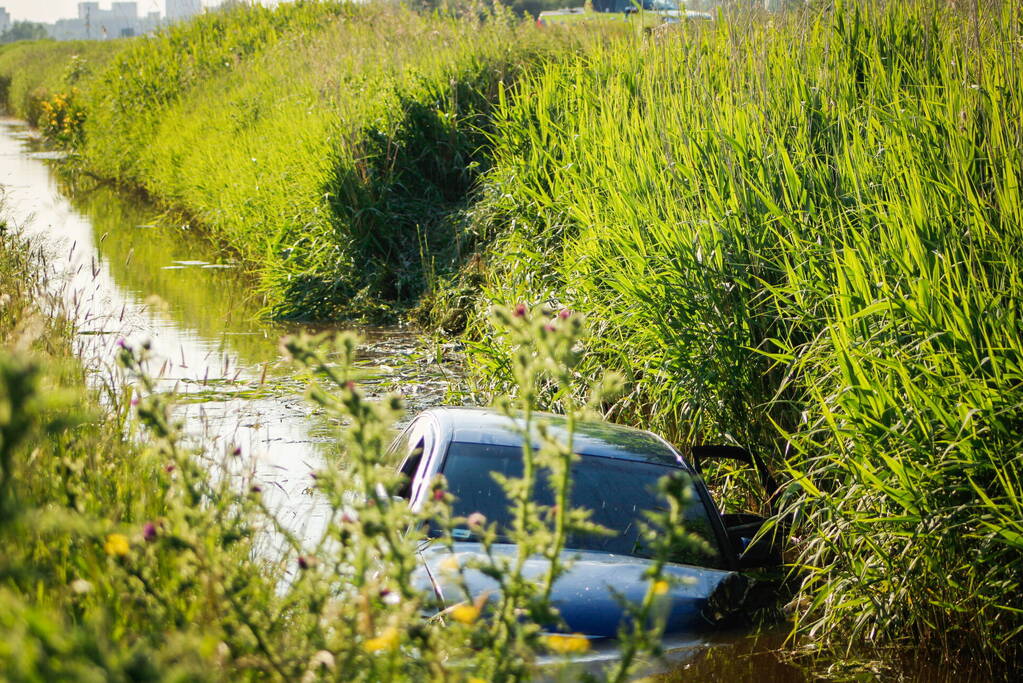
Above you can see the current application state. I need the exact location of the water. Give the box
[0,117,460,548]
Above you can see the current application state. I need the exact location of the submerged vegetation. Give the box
[1,0,1021,674]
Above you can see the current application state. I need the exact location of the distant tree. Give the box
[0,21,50,44]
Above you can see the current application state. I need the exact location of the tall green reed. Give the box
[465,0,1023,666]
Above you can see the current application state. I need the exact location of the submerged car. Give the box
[388,407,781,639]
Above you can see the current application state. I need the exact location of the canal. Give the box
[0,117,461,551]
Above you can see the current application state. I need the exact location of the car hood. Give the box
[413,542,737,638]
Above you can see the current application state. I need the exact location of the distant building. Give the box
[50,2,162,40]
[79,2,100,21]
[0,7,11,35]
[167,0,202,21]
[45,1,203,41]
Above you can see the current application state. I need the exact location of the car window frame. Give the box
[648,433,739,570]
[392,417,437,503]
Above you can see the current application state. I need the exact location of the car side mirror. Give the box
[690,445,779,509]
[737,534,783,569]
[722,513,783,569]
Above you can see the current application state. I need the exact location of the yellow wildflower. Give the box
[438,555,459,572]
[468,678,488,683]
[450,603,479,625]
[542,633,591,654]
[104,533,130,557]
[653,580,670,596]
[362,626,400,653]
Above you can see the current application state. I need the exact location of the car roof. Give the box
[424,407,686,469]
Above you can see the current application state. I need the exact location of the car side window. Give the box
[394,420,432,500]
[396,439,425,499]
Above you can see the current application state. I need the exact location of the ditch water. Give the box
[0,119,977,682]
[0,117,462,550]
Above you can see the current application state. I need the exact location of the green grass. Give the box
[463,0,1023,666]
[1,1,586,321]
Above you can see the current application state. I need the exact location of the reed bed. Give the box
[466,0,1022,666]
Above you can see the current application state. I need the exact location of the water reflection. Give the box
[0,118,459,549]
[62,176,283,367]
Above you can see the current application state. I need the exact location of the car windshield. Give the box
[437,441,723,568]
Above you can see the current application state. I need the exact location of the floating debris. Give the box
[27,150,69,161]
[171,260,209,266]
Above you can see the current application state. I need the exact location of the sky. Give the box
[1,1,227,25]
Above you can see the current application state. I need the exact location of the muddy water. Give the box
[0,118,460,548]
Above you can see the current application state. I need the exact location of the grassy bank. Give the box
[0,227,201,677]
[466,0,1023,667]
[0,39,124,127]
[0,1,586,319]
[1,223,281,678]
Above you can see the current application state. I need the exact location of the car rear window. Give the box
[438,441,723,568]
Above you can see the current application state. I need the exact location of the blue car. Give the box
[388,408,781,640]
